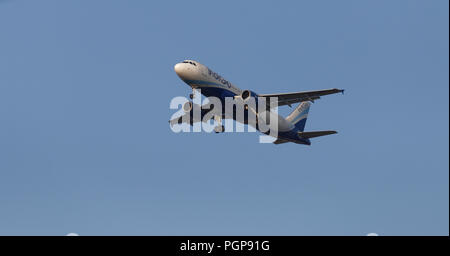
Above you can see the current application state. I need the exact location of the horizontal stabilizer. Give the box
[273,139,289,145]
[298,130,337,139]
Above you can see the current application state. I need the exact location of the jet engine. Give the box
[240,90,252,101]
[238,90,259,110]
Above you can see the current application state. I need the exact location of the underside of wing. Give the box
[259,88,344,107]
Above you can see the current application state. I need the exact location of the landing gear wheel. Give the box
[214,125,225,133]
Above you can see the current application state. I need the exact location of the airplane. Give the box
[170,60,344,145]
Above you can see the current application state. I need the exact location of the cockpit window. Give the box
[182,61,196,66]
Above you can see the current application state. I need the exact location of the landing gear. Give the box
[189,87,198,99]
[214,125,225,133]
[214,115,224,133]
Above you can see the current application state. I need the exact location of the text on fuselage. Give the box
[208,68,232,88]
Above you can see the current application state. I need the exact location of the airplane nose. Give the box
[174,63,183,75]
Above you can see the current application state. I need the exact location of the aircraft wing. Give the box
[259,88,344,107]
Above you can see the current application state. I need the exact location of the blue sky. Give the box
[0,0,448,235]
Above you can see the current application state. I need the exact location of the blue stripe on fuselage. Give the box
[183,79,231,89]
[183,79,237,99]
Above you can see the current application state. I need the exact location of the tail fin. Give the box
[286,101,311,132]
